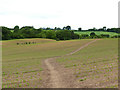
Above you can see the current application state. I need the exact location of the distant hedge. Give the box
[2,26,79,40]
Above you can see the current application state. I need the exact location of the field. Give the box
[74,31,119,37]
[56,38,118,88]
[2,38,118,88]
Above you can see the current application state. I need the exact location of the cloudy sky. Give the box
[0,0,119,30]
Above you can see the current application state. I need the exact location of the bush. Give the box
[46,30,56,39]
[56,38,60,41]
[80,34,89,39]
[56,30,72,40]
[111,35,118,38]
[100,34,109,38]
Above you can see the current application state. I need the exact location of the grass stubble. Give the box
[2,38,118,88]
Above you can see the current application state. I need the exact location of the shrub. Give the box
[111,35,118,38]
[100,34,109,38]
[80,34,89,39]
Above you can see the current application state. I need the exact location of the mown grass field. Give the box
[56,38,118,88]
[74,31,119,37]
[2,38,93,88]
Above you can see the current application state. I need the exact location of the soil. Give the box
[41,39,101,88]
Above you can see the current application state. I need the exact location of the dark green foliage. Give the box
[78,28,82,31]
[107,28,120,33]
[103,26,106,31]
[56,30,78,40]
[14,25,19,32]
[11,33,24,39]
[2,26,120,41]
[2,27,12,40]
[66,25,71,30]
[54,27,61,30]
[90,32,96,36]
[90,32,96,38]
[46,30,56,39]
[80,34,89,39]
[100,34,109,38]
[111,35,118,38]
[63,26,71,30]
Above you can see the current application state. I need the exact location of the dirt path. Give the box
[44,57,62,88]
[43,39,100,88]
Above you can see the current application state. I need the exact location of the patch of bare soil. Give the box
[41,39,100,88]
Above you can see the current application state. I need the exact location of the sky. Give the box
[0,0,119,30]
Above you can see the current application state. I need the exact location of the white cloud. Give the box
[0,0,119,29]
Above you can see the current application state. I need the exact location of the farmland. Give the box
[2,38,118,88]
[56,38,118,88]
[74,31,119,37]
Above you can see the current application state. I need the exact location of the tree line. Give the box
[77,27,120,33]
[1,25,120,40]
[1,26,79,40]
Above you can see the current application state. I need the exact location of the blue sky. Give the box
[0,0,119,30]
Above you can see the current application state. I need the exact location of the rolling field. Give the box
[2,38,118,88]
[56,38,118,88]
[74,31,119,37]
[2,38,92,88]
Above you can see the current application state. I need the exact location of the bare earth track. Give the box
[43,39,100,88]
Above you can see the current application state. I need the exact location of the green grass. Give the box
[74,31,119,37]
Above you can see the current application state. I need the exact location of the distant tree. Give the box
[14,25,19,32]
[54,27,61,30]
[2,27,12,40]
[20,26,34,30]
[56,30,72,40]
[11,33,24,39]
[90,32,96,36]
[103,26,106,31]
[90,32,96,38]
[57,27,61,30]
[54,27,57,30]
[63,27,66,30]
[46,30,56,39]
[46,27,51,30]
[98,28,104,31]
[78,28,82,31]
[66,25,71,30]
[93,27,97,31]
[38,31,47,38]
